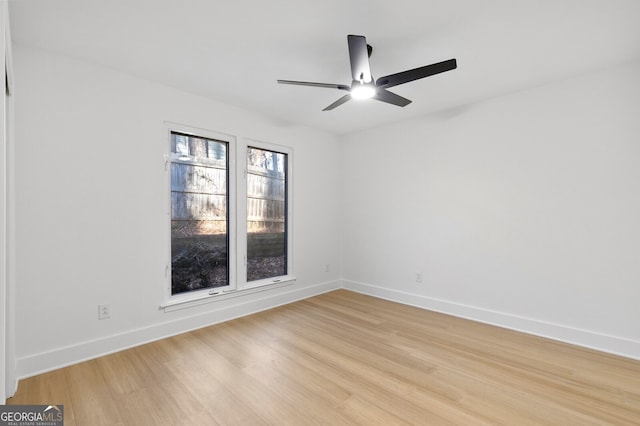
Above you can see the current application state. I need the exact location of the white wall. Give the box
[342,60,640,359]
[11,41,640,383]
[12,45,343,378]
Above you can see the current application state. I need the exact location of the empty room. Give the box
[1,0,640,424]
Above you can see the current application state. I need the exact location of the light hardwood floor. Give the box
[8,290,640,425]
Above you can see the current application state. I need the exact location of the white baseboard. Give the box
[343,279,640,361]
[16,280,341,380]
[14,278,640,382]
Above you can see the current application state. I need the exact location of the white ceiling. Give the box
[9,0,640,135]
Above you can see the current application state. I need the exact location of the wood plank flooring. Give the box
[8,290,640,425]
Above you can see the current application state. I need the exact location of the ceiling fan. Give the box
[277,34,457,111]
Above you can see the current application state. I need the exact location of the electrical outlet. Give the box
[98,304,111,320]
[325,264,330,273]
[415,272,423,283]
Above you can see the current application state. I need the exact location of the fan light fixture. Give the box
[277,34,457,111]
[350,83,376,100]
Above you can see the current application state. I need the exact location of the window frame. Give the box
[164,123,237,305]
[237,138,294,291]
[162,124,295,310]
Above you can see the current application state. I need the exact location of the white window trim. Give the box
[164,122,237,304]
[161,124,295,311]
[160,279,295,312]
[238,138,295,291]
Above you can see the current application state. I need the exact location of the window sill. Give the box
[160,277,296,313]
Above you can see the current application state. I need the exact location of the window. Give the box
[170,131,230,295]
[165,125,293,305]
[246,146,288,282]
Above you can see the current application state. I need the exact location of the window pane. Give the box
[171,132,228,295]
[247,147,287,281]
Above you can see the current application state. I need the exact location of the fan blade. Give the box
[347,35,373,83]
[373,89,412,107]
[376,59,457,89]
[323,94,351,111]
[277,80,350,91]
